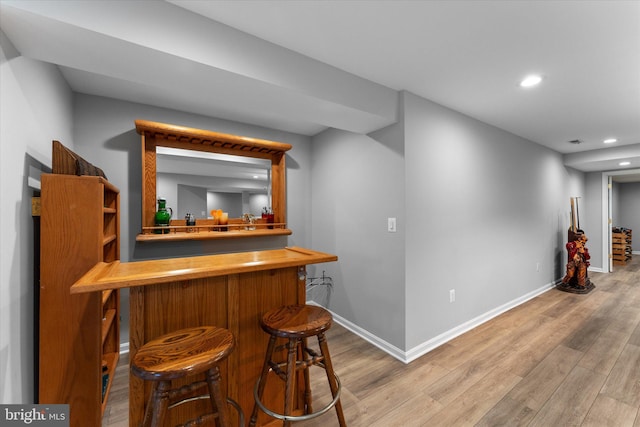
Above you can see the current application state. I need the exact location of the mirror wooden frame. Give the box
[135,119,292,241]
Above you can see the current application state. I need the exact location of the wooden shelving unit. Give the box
[612,227,632,266]
[38,173,120,426]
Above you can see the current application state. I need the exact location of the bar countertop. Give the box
[71,246,338,294]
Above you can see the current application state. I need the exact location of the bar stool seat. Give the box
[249,305,346,426]
[131,326,244,427]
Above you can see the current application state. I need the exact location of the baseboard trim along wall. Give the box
[309,279,559,364]
[318,304,407,363]
[117,279,560,360]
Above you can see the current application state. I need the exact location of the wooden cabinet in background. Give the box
[39,174,120,426]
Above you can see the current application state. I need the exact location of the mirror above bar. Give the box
[157,147,272,219]
[135,119,292,242]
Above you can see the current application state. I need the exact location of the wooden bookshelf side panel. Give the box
[39,174,121,426]
[40,175,105,426]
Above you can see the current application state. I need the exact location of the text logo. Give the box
[0,405,69,426]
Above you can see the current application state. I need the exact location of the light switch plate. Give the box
[388,217,397,232]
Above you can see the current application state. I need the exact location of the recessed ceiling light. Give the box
[604,138,617,144]
[520,75,543,88]
[619,161,631,166]
[253,175,259,179]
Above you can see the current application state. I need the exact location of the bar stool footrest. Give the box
[176,397,245,427]
[253,370,341,422]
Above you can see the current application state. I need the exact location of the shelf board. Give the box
[100,351,119,414]
[101,289,113,305]
[136,227,292,242]
[103,234,117,246]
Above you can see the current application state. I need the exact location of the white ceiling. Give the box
[1,0,639,177]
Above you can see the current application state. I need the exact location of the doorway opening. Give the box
[602,168,640,273]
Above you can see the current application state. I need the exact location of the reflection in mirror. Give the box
[156,147,271,220]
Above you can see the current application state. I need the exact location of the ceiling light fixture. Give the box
[603,138,617,144]
[619,161,631,166]
[519,74,543,88]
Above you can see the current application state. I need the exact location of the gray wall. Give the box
[618,182,640,249]
[310,91,586,357]
[1,31,74,403]
[206,191,242,218]
[310,122,407,350]
[404,92,585,351]
[177,184,207,219]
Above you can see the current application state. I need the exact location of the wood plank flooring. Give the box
[103,255,640,426]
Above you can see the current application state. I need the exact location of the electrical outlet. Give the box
[449,289,455,303]
[388,217,397,232]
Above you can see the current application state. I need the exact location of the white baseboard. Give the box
[309,302,408,363]
[402,281,557,363]
[309,280,557,364]
[120,280,560,362]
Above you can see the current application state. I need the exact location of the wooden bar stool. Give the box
[131,326,244,427]
[249,305,346,426]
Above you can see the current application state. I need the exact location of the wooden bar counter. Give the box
[72,247,337,426]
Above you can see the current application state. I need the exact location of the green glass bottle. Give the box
[154,198,172,234]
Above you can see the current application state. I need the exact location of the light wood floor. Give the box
[103,255,640,426]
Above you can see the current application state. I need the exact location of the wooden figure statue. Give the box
[557,197,595,293]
